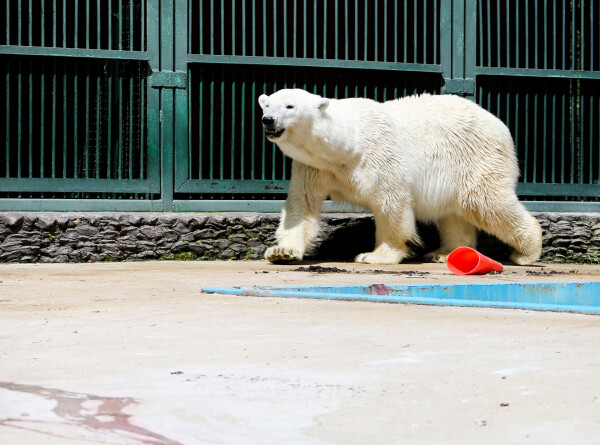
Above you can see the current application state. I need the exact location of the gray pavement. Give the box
[1,260,599,444]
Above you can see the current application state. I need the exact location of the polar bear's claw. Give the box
[265,246,303,263]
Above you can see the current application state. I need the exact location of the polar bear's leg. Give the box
[265,162,329,263]
[466,197,542,265]
[424,214,477,263]
[355,207,416,264]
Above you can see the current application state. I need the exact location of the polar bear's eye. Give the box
[286,105,294,109]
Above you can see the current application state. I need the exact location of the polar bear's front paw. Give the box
[265,246,303,263]
[355,252,400,265]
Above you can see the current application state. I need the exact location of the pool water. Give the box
[202,281,600,315]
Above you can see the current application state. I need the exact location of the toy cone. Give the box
[446,247,504,275]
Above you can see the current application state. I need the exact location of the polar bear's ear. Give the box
[258,94,269,109]
[316,98,329,112]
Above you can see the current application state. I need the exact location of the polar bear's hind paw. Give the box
[265,246,303,263]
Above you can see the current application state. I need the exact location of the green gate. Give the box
[1,0,598,212]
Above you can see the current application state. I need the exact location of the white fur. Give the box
[258,89,542,265]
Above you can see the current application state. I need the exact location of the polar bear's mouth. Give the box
[265,128,285,139]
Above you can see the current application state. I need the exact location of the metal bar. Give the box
[373,0,377,61]
[85,0,89,49]
[130,72,134,179]
[51,60,57,178]
[283,0,287,58]
[552,0,556,70]
[314,0,317,58]
[383,0,388,62]
[5,1,9,45]
[0,198,165,212]
[130,0,134,51]
[209,73,214,179]
[118,0,122,50]
[198,67,203,178]
[17,60,22,178]
[17,0,21,46]
[475,66,600,80]
[252,0,256,56]
[364,0,368,61]
[251,72,255,179]
[241,0,245,56]
[263,0,266,56]
[551,85,556,184]
[273,0,277,57]
[515,0,519,67]
[571,0,575,70]
[211,0,215,54]
[354,0,358,60]
[423,0,427,64]
[118,75,123,179]
[186,54,444,73]
[0,178,160,193]
[231,73,236,179]
[64,62,68,178]
[220,0,224,54]
[95,64,101,179]
[581,0,585,70]
[0,45,149,60]
[28,0,32,47]
[570,86,575,182]
[560,85,565,183]
[394,0,397,62]
[533,90,538,182]
[29,59,33,177]
[523,90,529,182]
[84,63,89,178]
[324,0,329,60]
[293,0,297,58]
[335,0,339,60]
[107,63,111,180]
[240,78,245,179]
[176,179,290,194]
[414,0,418,63]
[303,0,307,57]
[219,68,224,179]
[40,60,45,178]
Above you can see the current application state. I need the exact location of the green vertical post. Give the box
[146,0,162,202]
[174,0,188,193]
[440,0,476,100]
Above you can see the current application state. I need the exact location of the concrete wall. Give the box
[0,212,599,264]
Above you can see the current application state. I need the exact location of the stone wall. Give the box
[0,212,599,264]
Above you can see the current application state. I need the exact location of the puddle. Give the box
[203,281,600,315]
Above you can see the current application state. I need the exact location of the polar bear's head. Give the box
[258,89,329,142]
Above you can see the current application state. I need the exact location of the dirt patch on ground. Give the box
[292,265,430,277]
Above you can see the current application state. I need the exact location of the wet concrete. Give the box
[1,261,599,444]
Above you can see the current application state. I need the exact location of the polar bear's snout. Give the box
[262,115,285,139]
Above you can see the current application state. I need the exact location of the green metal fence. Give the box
[0,0,598,212]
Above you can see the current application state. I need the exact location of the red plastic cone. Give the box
[446,247,504,275]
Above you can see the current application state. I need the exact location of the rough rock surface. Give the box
[0,212,598,264]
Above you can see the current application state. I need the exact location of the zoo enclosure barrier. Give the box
[1,0,599,212]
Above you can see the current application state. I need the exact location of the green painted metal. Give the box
[0,0,598,212]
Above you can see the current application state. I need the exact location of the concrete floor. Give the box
[0,260,599,445]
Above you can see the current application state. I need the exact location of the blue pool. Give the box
[202,281,600,315]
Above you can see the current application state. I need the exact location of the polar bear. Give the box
[258,89,542,265]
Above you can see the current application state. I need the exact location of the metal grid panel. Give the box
[478,76,599,197]
[0,56,148,187]
[1,0,145,52]
[0,0,156,199]
[478,0,599,72]
[189,0,440,65]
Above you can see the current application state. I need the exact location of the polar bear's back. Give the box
[379,94,518,174]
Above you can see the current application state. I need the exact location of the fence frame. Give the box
[0,0,598,212]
